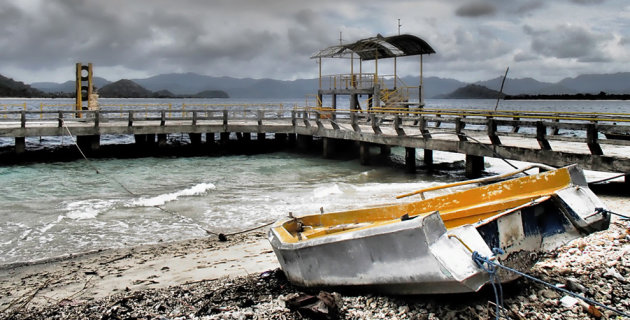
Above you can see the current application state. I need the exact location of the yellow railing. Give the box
[0,103,27,119]
[307,106,630,123]
[5,102,630,124]
[99,103,173,118]
[322,73,379,90]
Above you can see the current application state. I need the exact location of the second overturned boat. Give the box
[268,165,610,294]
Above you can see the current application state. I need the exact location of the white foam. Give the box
[312,183,360,198]
[64,199,117,220]
[130,182,216,207]
[39,215,65,233]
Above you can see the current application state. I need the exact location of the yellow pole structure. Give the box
[75,63,82,118]
[87,63,93,100]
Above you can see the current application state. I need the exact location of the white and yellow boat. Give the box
[268,165,610,294]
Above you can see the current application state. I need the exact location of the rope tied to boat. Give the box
[472,248,505,319]
[472,249,630,319]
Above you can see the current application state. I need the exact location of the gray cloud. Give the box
[455,2,496,17]
[511,1,545,14]
[570,0,606,4]
[0,0,628,84]
[526,24,613,61]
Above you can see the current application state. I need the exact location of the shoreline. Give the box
[1,195,629,319]
[0,231,278,312]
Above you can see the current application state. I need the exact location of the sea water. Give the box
[0,98,628,265]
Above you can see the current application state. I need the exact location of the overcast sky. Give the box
[1,0,629,84]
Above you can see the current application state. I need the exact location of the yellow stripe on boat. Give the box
[273,167,573,244]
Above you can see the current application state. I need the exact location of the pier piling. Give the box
[465,155,484,178]
[189,133,201,145]
[359,142,370,165]
[380,145,391,156]
[405,147,416,173]
[77,135,100,153]
[157,134,167,147]
[15,137,25,154]
[423,149,434,168]
[323,137,335,159]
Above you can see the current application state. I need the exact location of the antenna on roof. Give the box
[398,19,402,35]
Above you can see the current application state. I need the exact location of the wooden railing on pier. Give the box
[1,106,630,172]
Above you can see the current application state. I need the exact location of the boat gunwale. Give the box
[271,166,579,244]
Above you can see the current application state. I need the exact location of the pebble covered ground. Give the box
[3,217,628,320]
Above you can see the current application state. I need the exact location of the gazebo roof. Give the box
[311,34,435,60]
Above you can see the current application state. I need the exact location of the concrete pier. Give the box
[465,155,484,178]
[423,149,433,168]
[15,137,25,154]
[189,133,201,145]
[322,137,335,159]
[220,132,230,143]
[77,135,100,153]
[359,142,370,165]
[380,145,391,156]
[297,134,313,150]
[157,134,167,147]
[405,147,416,173]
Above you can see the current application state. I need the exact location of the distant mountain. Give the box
[558,72,630,94]
[437,84,504,99]
[98,79,154,98]
[132,73,248,95]
[194,90,230,98]
[475,77,575,95]
[132,73,315,98]
[0,74,47,97]
[28,71,630,99]
[400,76,468,99]
[153,89,175,98]
[32,77,111,93]
[98,79,229,98]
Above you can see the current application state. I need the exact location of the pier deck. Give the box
[1,107,630,176]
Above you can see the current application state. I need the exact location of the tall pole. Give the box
[420,55,424,105]
[394,57,397,88]
[495,66,510,111]
[394,19,401,88]
[374,51,378,85]
[318,57,322,90]
[351,52,355,88]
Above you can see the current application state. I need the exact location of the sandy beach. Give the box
[1,193,629,319]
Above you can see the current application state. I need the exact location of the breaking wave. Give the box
[129,182,216,207]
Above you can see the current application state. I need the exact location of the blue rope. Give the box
[473,249,505,319]
[473,249,630,319]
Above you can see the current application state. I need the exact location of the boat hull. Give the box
[268,165,610,294]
